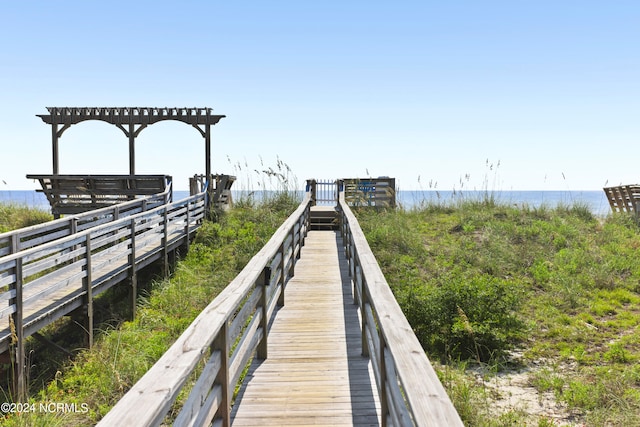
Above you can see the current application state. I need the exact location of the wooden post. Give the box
[52,123,59,175]
[212,322,230,427]
[297,217,303,256]
[11,253,25,401]
[360,269,368,358]
[304,204,310,239]
[128,123,136,175]
[379,333,389,427]
[277,242,286,307]
[257,267,271,360]
[185,200,191,253]
[288,228,296,278]
[129,219,137,319]
[163,208,169,278]
[307,179,317,206]
[205,124,211,184]
[84,235,94,348]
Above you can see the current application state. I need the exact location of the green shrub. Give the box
[405,273,525,361]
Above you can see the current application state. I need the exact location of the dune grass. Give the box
[0,203,52,233]
[356,197,640,426]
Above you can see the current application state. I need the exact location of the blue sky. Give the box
[1,1,638,191]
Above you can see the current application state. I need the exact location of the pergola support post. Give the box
[128,123,136,175]
[52,123,59,175]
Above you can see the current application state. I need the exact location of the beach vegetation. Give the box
[356,196,640,426]
[0,204,52,233]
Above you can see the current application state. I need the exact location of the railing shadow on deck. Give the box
[335,231,381,427]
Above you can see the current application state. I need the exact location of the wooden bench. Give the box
[603,185,640,213]
[26,174,171,217]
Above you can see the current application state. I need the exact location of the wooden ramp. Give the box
[231,230,381,427]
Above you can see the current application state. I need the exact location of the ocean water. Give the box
[0,189,612,217]
[396,190,611,217]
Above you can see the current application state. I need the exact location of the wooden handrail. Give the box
[338,191,463,426]
[0,191,207,398]
[0,186,171,257]
[97,193,311,427]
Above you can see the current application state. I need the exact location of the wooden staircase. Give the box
[309,206,339,230]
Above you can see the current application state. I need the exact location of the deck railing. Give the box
[97,192,311,427]
[0,190,171,257]
[0,190,207,398]
[603,184,640,214]
[338,190,463,426]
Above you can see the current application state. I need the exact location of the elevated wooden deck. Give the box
[231,230,380,426]
[98,185,463,426]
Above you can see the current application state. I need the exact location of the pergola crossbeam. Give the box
[37,107,225,178]
[38,107,225,127]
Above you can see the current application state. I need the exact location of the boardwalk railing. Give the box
[0,188,171,257]
[338,190,463,426]
[97,193,311,427]
[0,190,207,398]
[603,185,640,214]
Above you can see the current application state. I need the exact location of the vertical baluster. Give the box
[163,208,169,277]
[11,238,25,400]
[129,218,137,319]
[84,234,93,348]
[185,199,191,252]
[258,267,271,360]
[212,322,230,427]
[379,331,389,427]
[277,240,286,307]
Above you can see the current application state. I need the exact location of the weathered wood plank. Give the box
[604,185,640,213]
[231,230,380,427]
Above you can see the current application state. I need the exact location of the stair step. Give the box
[310,206,338,230]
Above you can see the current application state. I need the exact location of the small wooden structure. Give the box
[305,178,397,230]
[603,185,640,214]
[342,177,396,208]
[31,107,227,217]
[190,174,237,211]
[306,178,397,209]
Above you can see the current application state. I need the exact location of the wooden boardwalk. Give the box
[231,230,381,427]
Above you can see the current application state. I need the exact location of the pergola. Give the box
[37,107,226,179]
